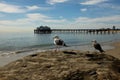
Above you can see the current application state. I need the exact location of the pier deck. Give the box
[51,29,120,34]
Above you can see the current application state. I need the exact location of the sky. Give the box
[0,0,120,32]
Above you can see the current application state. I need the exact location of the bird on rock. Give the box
[92,40,105,53]
[53,35,67,51]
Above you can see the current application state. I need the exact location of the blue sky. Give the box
[0,0,120,32]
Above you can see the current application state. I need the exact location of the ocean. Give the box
[0,31,120,54]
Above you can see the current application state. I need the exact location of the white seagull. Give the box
[92,40,105,53]
[53,36,67,51]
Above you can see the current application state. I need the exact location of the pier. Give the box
[34,26,120,34]
[34,26,52,34]
[52,29,120,34]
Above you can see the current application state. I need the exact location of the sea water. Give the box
[0,32,120,54]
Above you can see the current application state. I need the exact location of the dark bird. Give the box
[53,35,67,51]
[92,40,105,53]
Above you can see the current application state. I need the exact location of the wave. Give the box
[0,48,45,57]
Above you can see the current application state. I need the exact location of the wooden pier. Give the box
[34,26,120,34]
[52,29,120,34]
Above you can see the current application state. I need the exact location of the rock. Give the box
[0,50,120,80]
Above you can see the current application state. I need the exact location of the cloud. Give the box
[47,0,68,5]
[0,13,67,29]
[0,25,34,32]
[68,15,120,29]
[0,3,25,13]
[80,0,108,5]
[26,5,40,10]
[26,13,67,23]
[75,15,120,24]
[98,3,120,10]
[26,13,50,20]
[26,5,51,11]
[80,8,87,12]
[0,2,50,13]
[43,19,67,23]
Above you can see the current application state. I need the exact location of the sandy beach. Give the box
[105,41,120,59]
[0,41,120,80]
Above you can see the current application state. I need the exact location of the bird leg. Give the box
[55,45,59,52]
[55,45,61,52]
[54,46,57,52]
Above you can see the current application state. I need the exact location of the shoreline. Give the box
[0,40,119,67]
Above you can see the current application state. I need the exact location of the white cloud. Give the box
[98,3,120,10]
[0,2,49,13]
[72,15,120,29]
[26,5,40,10]
[0,11,120,32]
[0,13,67,30]
[26,13,67,23]
[26,13,50,20]
[43,19,66,23]
[80,8,87,12]
[80,0,108,5]
[0,3,25,13]
[47,0,68,5]
[75,15,120,24]
[26,5,51,11]
[0,26,34,32]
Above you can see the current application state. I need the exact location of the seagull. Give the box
[53,35,67,51]
[92,40,105,53]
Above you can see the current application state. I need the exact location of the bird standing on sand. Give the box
[92,40,105,53]
[53,36,67,51]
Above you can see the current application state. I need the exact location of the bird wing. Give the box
[55,39,63,45]
[94,43,102,50]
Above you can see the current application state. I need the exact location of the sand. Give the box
[105,41,120,59]
[0,41,120,80]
